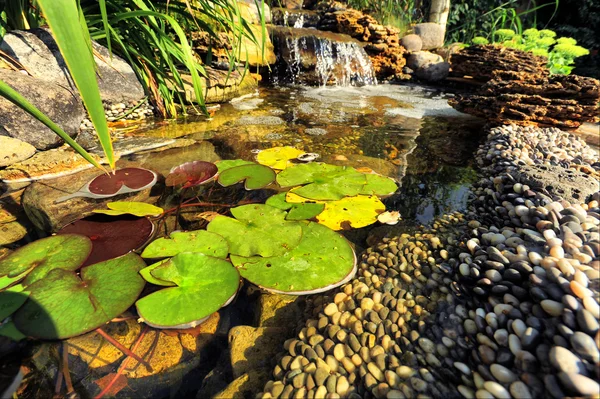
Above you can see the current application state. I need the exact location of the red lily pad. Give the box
[57,214,155,266]
[55,168,158,202]
[166,161,218,188]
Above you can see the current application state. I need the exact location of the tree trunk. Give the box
[428,0,451,38]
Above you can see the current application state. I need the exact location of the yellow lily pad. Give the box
[256,147,304,170]
[286,192,386,231]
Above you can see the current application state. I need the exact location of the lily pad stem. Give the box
[62,343,75,396]
[93,326,149,399]
[95,327,152,370]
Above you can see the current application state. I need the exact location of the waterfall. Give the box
[271,27,377,87]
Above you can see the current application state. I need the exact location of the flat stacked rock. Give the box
[449,45,548,83]
[449,72,600,129]
[316,3,407,80]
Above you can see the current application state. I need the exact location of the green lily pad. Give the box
[207,204,303,257]
[265,193,325,221]
[216,159,254,173]
[139,260,175,287]
[231,221,356,295]
[277,163,367,200]
[0,234,92,290]
[0,284,29,321]
[360,174,398,196]
[13,253,146,339]
[218,164,276,190]
[136,253,239,328]
[0,321,26,341]
[141,231,229,259]
[93,201,164,217]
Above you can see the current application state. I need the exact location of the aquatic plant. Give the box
[13,253,146,339]
[256,146,305,170]
[136,252,240,328]
[93,201,164,217]
[166,161,218,188]
[0,234,92,290]
[55,167,158,202]
[218,163,276,190]
[58,215,155,265]
[141,230,229,259]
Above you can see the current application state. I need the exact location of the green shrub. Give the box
[471,27,589,75]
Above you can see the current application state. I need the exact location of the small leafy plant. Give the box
[470,28,590,75]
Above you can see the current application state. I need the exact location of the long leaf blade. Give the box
[0,79,104,171]
[37,0,115,169]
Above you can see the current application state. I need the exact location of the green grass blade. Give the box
[37,0,115,170]
[98,0,111,54]
[0,79,104,171]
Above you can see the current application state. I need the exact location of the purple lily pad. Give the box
[55,168,158,203]
[57,214,155,266]
[166,161,218,189]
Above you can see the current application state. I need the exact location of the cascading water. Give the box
[269,27,377,87]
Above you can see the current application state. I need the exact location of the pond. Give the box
[1,83,486,398]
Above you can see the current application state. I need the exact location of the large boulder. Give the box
[414,23,445,50]
[0,28,144,104]
[238,25,277,66]
[0,69,84,150]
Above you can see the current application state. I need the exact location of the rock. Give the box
[449,44,548,83]
[269,26,377,85]
[21,165,160,232]
[237,0,272,24]
[239,25,276,66]
[0,28,144,104]
[0,69,84,150]
[228,326,287,378]
[400,34,423,52]
[0,147,100,184]
[414,61,450,82]
[0,137,36,167]
[0,220,27,246]
[271,8,320,28]
[449,72,600,129]
[282,0,303,9]
[177,67,258,104]
[406,51,443,70]
[214,369,271,399]
[413,23,445,50]
[511,164,599,204]
[256,293,304,331]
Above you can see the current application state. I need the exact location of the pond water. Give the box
[2,83,486,398]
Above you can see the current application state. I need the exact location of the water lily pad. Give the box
[140,260,175,287]
[166,161,218,188]
[0,285,29,321]
[231,221,356,295]
[256,147,304,170]
[141,230,229,259]
[266,193,324,221]
[360,174,398,196]
[0,321,26,341]
[0,234,92,289]
[216,159,254,173]
[287,193,385,230]
[93,201,164,217]
[58,215,155,266]
[207,204,303,257]
[13,253,146,339]
[218,164,276,190]
[56,168,158,202]
[278,163,367,201]
[136,253,239,329]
